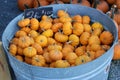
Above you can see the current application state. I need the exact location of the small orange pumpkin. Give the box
[75,46,86,56]
[9,44,17,56]
[100,31,114,45]
[32,43,43,55]
[23,47,37,57]
[15,30,27,38]
[49,50,63,61]
[15,55,24,62]
[18,36,31,48]
[30,18,39,30]
[55,32,68,43]
[35,35,48,47]
[63,22,72,35]
[54,60,70,68]
[32,55,46,67]
[18,18,30,28]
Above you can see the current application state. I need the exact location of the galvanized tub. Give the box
[2,4,118,80]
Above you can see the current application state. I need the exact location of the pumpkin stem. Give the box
[78,0,82,3]
[24,4,30,9]
[70,0,72,4]
[93,0,99,8]
[36,0,41,7]
[55,0,58,4]
[111,5,117,19]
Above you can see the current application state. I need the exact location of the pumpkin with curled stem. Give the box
[18,18,30,28]
[9,44,17,56]
[80,32,90,45]
[32,55,46,67]
[75,55,91,66]
[63,22,72,35]
[54,60,70,68]
[30,18,39,30]
[68,34,79,47]
[55,32,68,43]
[23,47,37,57]
[100,31,114,45]
[49,49,63,61]
[18,36,31,48]
[73,23,84,36]
[35,35,48,47]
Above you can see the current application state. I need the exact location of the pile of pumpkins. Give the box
[9,10,114,68]
[17,0,120,61]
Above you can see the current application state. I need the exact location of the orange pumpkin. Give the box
[113,42,120,60]
[51,23,63,32]
[33,0,49,8]
[63,22,72,35]
[54,60,70,68]
[100,31,114,45]
[73,23,84,36]
[83,24,92,33]
[17,0,33,11]
[68,34,79,47]
[72,15,82,23]
[32,43,43,55]
[28,30,39,39]
[25,57,32,64]
[15,30,27,38]
[47,38,57,45]
[42,29,53,37]
[85,51,95,60]
[75,55,91,65]
[10,38,19,46]
[23,47,37,57]
[18,36,31,48]
[47,44,62,51]
[55,32,68,43]
[39,20,52,30]
[35,35,48,47]
[21,27,31,34]
[17,47,23,55]
[43,51,52,63]
[65,52,78,64]
[15,55,24,62]
[18,18,30,28]
[30,18,39,30]
[88,35,101,45]
[80,32,91,45]
[82,15,90,24]
[95,49,105,59]
[9,44,17,56]
[32,55,46,67]
[75,46,86,56]
[49,50,63,61]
